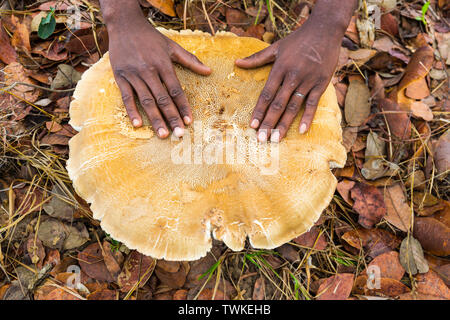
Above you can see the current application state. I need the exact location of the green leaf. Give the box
[422,1,430,16]
[38,8,56,39]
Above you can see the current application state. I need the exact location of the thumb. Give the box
[235,45,277,69]
[171,43,212,76]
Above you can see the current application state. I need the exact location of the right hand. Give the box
[107,16,211,138]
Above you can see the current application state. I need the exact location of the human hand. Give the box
[236,18,343,142]
[106,12,211,138]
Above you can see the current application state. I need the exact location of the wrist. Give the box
[100,0,144,26]
[308,0,357,36]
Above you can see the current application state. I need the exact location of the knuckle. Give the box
[169,87,183,98]
[151,118,163,128]
[316,77,327,86]
[138,62,156,73]
[253,109,265,119]
[178,105,190,115]
[286,70,300,81]
[306,100,319,108]
[260,89,273,102]
[140,95,154,106]
[121,94,133,104]
[277,122,287,132]
[261,121,274,128]
[286,102,299,112]
[156,95,171,107]
[115,68,128,78]
[270,101,284,111]
[167,116,180,126]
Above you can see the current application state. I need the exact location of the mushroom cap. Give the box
[67,29,347,261]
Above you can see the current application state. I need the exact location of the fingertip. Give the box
[250,119,260,129]
[202,66,212,75]
[235,59,249,68]
[183,116,192,125]
[132,118,142,128]
[173,127,185,138]
[299,123,307,134]
[158,127,169,139]
[196,65,212,76]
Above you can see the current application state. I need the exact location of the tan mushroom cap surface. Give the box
[67,29,347,261]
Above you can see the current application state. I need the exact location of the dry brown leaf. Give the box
[292,226,327,250]
[156,260,180,273]
[397,45,434,111]
[34,280,81,300]
[345,76,371,126]
[399,236,429,275]
[155,262,187,289]
[351,183,387,229]
[10,16,31,53]
[4,62,40,103]
[26,236,46,269]
[316,273,354,300]
[410,101,433,121]
[78,243,115,282]
[380,13,399,36]
[413,217,450,256]
[173,289,188,300]
[383,183,412,232]
[337,179,356,205]
[145,0,176,17]
[0,21,18,64]
[415,270,450,299]
[342,228,401,258]
[87,289,116,300]
[405,78,430,100]
[379,98,411,139]
[102,241,124,280]
[433,129,450,177]
[363,251,405,281]
[117,251,155,292]
[433,264,450,286]
[197,288,227,300]
[353,275,410,297]
[252,277,265,300]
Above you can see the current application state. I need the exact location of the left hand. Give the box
[235,18,342,142]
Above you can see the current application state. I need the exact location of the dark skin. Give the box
[100,0,358,141]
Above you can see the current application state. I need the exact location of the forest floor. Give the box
[0,0,449,300]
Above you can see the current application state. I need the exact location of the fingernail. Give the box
[251,119,259,129]
[299,123,307,134]
[132,119,140,127]
[258,131,267,142]
[158,128,168,137]
[183,116,191,125]
[174,127,184,138]
[271,131,280,143]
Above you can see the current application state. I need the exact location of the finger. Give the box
[171,42,211,76]
[115,76,142,128]
[141,72,185,137]
[127,76,169,138]
[235,45,277,69]
[299,84,326,134]
[159,68,193,125]
[250,68,283,130]
[258,71,301,142]
[275,83,310,140]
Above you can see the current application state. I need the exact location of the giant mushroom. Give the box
[67,29,347,261]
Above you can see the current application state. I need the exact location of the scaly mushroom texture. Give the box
[67,29,347,261]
